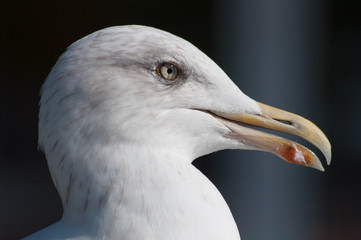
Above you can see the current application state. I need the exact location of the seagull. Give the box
[23,25,331,240]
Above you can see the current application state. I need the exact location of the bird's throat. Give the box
[57,145,240,239]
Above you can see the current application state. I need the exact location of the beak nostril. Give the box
[274,118,293,126]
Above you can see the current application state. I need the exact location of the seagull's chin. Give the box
[201,102,331,171]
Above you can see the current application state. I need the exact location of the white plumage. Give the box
[24,25,331,240]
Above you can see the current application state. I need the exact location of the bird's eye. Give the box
[156,62,179,81]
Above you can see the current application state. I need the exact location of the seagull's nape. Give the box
[24,25,331,240]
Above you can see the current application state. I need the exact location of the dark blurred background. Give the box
[1,0,360,239]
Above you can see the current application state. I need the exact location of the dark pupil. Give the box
[167,67,173,74]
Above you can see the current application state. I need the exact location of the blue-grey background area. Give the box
[1,0,360,239]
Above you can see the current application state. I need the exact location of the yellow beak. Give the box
[213,102,331,171]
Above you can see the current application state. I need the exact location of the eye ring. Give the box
[156,62,180,81]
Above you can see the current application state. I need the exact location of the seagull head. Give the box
[38,25,331,219]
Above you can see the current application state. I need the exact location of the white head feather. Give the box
[35,25,261,240]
